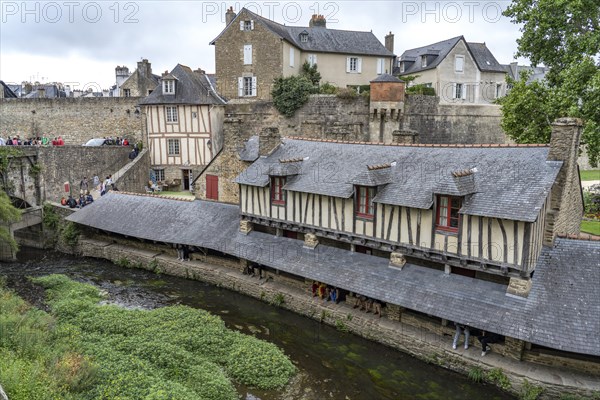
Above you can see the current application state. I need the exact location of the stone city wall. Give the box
[0,97,145,145]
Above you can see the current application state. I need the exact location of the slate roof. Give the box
[371,74,403,83]
[1,81,17,98]
[23,84,66,98]
[238,135,259,162]
[66,193,600,356]
[234,138,562,222]
[139,64,226,106]
[210,8,394,57]
[398,36,506,75]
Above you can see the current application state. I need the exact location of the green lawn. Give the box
[581,220,600,236]
[580,169,600,181]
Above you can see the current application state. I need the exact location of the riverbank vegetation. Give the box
[0,275,295,399]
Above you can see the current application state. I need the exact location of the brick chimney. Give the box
[225,6,236,26]
[543,117,584,246]
[259,127,281,157]
[309,14,326,28]
[137,59,152,79]
[385,32,394,53]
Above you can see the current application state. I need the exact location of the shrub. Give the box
[272,75,313,118]
[486,367,511,390]
[406,84,436,96]
[60,222,79,246]
[519,379,544,400]
[271,293,285,307]
[468,366,484,383]
[319,82,338,94]
[336,88,358,100]
[116,257,131,268]
[42,203,60,230]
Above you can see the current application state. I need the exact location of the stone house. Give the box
[397,36,507,104]
[210,7,395,100]
[139,64,226,190]
[120,59,160,98]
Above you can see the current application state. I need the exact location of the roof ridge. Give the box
[284,136,549,148]
[111,191,195,202]
[556,232,600,242]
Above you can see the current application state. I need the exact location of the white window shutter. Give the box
[462,84,467,100]
[244,45,252,65]
[452,83,457,99]
[238,78,243,97]
[289,47,294,67]
[346,57,351,73]
[251,77,257,97]
[357,58,362,73]
[240,20,244,30]
[313,54,317,65]
[250,20,254,30]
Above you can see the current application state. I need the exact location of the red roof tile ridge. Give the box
[283,137,549,148]
[556,232,600,241]
[116,191,194,202]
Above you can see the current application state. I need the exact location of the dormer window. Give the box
[163,79,175,94]
[271,177,286,205]
[300,32,308,42]
[436,195,462,232]
[400,61,405,73]
[421,55,427,68]
[356,186,375,219]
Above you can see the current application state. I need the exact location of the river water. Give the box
[1,248,514,400]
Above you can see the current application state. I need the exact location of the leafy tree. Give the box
[300,61,321,89]
[271,75,313,118]
[501,0,600,166]
[0,191,21,253]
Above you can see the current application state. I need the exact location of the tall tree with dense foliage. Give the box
[501,0,600,166]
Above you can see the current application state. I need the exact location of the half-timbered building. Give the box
[139,64,226,190]
[235,118,583,294]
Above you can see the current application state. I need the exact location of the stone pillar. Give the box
[239,258,249,273]
[392,129,417,144]
[503,337,526,361]
[444,264,451,274]
[304,233,319,249]
[506,277,532,298]
[389,251,406,269]
[240,220,252,235]
[386,304,404,321]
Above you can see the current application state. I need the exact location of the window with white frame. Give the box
[167,139,180,156]
[123,89,131,97]
[289,47,295,67]
[399,62,405,73]
[165,106,178,123]
[300,33,308,42]
[154,169,165,182]
[243,44,252,65]
[377,58,385,74]
[308,54,317,67]
[455,55,464,72]
[238,76,257,97]
[453,83,465,99]
[163,79,175,94]
[240,20,254,30]
[346,57,362,73]
[496,83,502,98]
[421,55,427,68]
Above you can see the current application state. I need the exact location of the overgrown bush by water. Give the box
[0,274,296,399]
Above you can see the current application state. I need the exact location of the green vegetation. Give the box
[60,221,79,247]
[501,0,600,167]
[300,61,321,88]
[581,220,600,235]
[0,275,295,399]
[580,170,600,181]
[0,191,22,252]
[486,368,512,390]
[519,379,544,400]
[271,292,285,307]
[272,75,314,118]
[42,203,60,230]
[406,83,436,96]
[467,366,484,383]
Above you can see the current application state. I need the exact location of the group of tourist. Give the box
[352,294,382,317]
[243,262,264,279]
[311,282,344,304]
[175,244,191,261]
[452,322,504,356]
[103,136,129,146]
[3,135,65,146]
[62,192,94,208]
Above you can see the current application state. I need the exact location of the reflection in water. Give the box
[2,248,514,400]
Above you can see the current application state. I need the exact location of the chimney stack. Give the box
[259,127,281,157]
[225,6,236,26]
[385,32,394,53]
[309,14,326,28]
[543,117,584,246]
[37,87,46,98]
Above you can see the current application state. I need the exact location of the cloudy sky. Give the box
[0,1,527,90]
